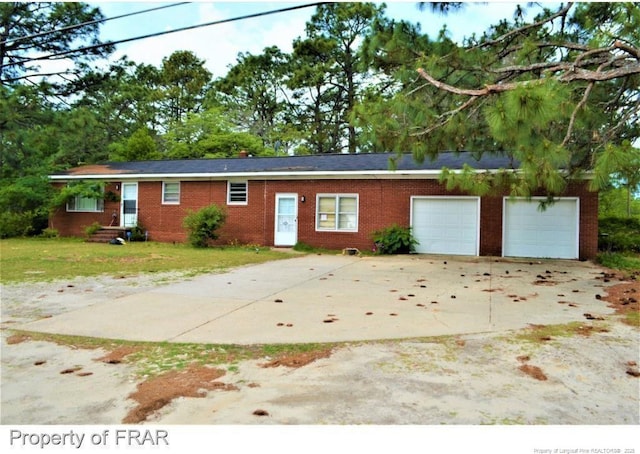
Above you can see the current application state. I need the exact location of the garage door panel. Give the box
[503,198,578,259]
[411,197,479,255]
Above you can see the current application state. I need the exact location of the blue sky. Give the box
[90,1,533,78]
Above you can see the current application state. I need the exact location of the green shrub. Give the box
[40,228,59,238]
[0,211,36,238]
[293,241,315,252]
[596,252,640,272]
[598,217,640,252]
[128,223,148,241]
[0,176,52,238]
[84,221,102,237]
[183,204,227,248]
[371,224,417,254]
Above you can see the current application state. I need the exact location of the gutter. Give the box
[48,168,517,181]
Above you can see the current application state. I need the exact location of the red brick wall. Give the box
[480,196,504,256]
[572,183,599,260]
[136,181,270,244]
[49,182,121,236]
[50,178,599,259]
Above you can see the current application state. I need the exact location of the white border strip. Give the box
[49,169,510,181]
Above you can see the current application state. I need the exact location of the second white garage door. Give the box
[411,197,480,255]
[503,198,579,259]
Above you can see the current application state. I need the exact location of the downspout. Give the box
[263,180,268,246]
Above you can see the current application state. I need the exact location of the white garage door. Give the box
[411,197,479,255]
[503,198,579,259]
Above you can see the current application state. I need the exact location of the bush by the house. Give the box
[371,224,417,254]
[0,211,37,238]
[293,241,315,252]
[183,204,227,248]
[598,217,640,252]
[84,221,102,237]
[40,227,59,238]
[128,223,148,241]
[0,176,52,238]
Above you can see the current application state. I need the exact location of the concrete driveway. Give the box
[16,254,612,344]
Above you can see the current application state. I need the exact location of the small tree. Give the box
[182,204,227,248]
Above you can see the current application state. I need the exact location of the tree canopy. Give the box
[1,1,638,238]
[356,2,639,198]
[0,2,113,87]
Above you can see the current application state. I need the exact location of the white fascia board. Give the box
[49,169,509,181]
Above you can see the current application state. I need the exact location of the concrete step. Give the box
[87,228,126,243]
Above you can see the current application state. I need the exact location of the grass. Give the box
[505,321,613,347]
[292,241,342,255]
[8,330,339,378]
[0,237,292,284]
[625,309,639,327]
[512,322,580,342]
[596,251,640,274]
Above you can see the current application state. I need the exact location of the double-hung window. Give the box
[66,195,104,212]
[162,182,180,204]
[316,194,358,232]
[227,181,248,205]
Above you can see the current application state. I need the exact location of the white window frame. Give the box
[227,181,248,205]
[162,181,180,205]
[316,194,359,232]
[66,195,104,213]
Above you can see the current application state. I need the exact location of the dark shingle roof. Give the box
[52,152,517,178]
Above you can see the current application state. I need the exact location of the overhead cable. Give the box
[0,2,192,47]
[0,2,328,72]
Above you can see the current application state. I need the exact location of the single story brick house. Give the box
[49,152,598,259]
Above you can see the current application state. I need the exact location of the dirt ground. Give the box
[1,266,638,426]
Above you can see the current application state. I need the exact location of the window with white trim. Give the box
[66,195,104,212]
[227,181,248,205]
[316,194,358,231]
[162,181,180,204]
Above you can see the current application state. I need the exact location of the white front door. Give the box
[121,182,138,228]
[274,194,297,246]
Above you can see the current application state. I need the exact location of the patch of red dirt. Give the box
[574,325,609,336]
[518,364,548,381]
[95,346,142,364]
[599,278,639,327]
[6,334,32,344]
[260,349,333,369]
[123,364,236,424]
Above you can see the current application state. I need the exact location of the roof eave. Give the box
[49,168,515,181]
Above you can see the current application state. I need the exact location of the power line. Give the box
[1,2,328,75]
[0,2,192,47]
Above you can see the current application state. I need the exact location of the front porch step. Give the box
[87,227,127,243]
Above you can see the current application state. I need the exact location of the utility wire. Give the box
[1,2,328,73]
[0,2,192,47]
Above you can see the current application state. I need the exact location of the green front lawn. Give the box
[596,252,640,273]
[0,238,292,284]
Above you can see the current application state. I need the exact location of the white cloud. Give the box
[94,1,535,79]
[102,2,311,78]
